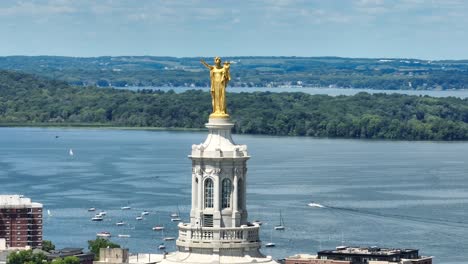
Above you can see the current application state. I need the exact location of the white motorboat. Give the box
[99,211,107,216]
[141,210,150,216]
[88,207,96,212]
[252,220,263,225]
[69,149,74,156]
[96,231,111,238]
[163,237,176,241]
[265,242,276,247]
[158,243,166,250]
[152,225,164,231]
[136,216,143,221]
[116,221,126,226]
[118,234,131,238]
[121,206,131,210]
[91,216,104,221]
[171,217,182,222]
[95,212,106,218]
[308,202,325,208]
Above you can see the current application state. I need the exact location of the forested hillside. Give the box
[1,70,467,140]
[1,56,467,90]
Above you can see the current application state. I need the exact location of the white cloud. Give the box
[0,0,77,16]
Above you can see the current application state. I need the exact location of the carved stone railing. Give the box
[176,223,261,249]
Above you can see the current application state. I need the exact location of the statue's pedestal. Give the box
[160,116,278,264]
[209,112,230,119]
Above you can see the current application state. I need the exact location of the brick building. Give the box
[285,254,351,264]
[0,195,43,249]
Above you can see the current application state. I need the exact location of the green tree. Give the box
[87,238,120,260]
[42,240,56,252]
[7,250,48,264]
[51,256,80,264]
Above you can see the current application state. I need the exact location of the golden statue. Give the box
[201,57,231,118]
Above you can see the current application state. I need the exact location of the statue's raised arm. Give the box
[202,57,230,119]
[200,59,212,70]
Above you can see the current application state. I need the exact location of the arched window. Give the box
[222,179,232,208]
[237,179,243,210]
[204,178,214,208]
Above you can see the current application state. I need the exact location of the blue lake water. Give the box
[0,127,467,263]
[116,86,468,98]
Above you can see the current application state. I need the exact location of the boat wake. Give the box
[321,204,468,229]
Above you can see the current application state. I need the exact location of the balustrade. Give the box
[178,224,259,243]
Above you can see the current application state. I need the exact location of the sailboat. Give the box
[152,225,164,231]
[153,215,164,230]
[162,229,175,241]
[274,210,285,231]
[265,229,276,247]
[170,207,182,222]
[170,205,181,221]
[121,201,131,210]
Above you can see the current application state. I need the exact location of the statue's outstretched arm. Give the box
[200,59,212,69]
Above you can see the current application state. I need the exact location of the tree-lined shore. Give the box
[1,70,467,140]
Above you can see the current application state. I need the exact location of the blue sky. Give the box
[0,0,467,59]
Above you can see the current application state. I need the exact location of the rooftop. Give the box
[0,195,42,208]
[318,246,418,256]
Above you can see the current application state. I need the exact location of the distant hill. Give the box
[0,56,467,90]
[0,70,467,140]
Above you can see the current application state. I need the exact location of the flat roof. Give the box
[318,246,418,256]
[0,195,42,208]
[287,254,318,260]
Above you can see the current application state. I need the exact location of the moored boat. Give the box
[152,225,164,231]
[91,216,104,221]
[274,210,285,231]
[170,217,182,222]
[96,231,111,238]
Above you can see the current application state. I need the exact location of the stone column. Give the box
[191,173,196,210]
[197,174,203,226]
[213,174,221,228]
[232,173,239,227]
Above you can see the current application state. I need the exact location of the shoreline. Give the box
[1,123,466,142]
[0,123,206,132]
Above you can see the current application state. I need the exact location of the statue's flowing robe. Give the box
[210,66,230,115]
